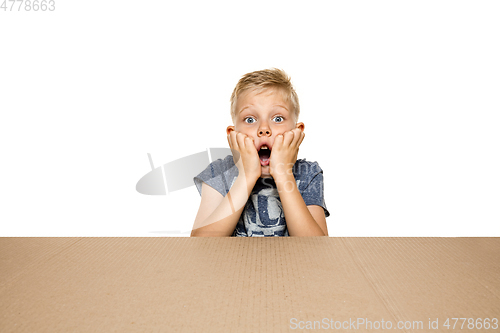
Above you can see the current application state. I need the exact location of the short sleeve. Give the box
[297,160,330,218]
[193,155,238,197]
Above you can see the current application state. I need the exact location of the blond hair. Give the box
[230,68,300,123]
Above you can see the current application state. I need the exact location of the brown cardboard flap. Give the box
[1,237,499,332]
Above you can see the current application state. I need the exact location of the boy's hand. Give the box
[227,130,261,182]
[269,128,305,181]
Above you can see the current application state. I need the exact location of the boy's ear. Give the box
[296,122,305,132]
[226,126,235,135]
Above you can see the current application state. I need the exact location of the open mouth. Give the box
[258,145,271,166]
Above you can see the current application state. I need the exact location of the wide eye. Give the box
[244,117,256,124]
[274,116,284,123]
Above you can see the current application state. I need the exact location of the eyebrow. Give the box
[239,105,253,113]
[273,104,289,112]
[239,104,289,114]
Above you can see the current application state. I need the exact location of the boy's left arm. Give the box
[270,129,328,236]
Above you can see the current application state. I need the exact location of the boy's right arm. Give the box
[191,131,261,237]
[190,174,255,237]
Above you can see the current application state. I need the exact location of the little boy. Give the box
[191,68,329,237]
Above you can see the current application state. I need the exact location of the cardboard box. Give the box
[1,237,499,332]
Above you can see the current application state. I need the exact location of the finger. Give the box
[229,131,240,150]
[274,133,284,149]
[290,128,302,147]
[244,136,256,153]
[228,132,242,164]
[282,130,294,147]
[236,132,247,150]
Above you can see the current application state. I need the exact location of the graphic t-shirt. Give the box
[193,155,329,237]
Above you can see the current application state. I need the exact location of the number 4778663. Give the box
[1,0,56,11]
[443,318,498,330]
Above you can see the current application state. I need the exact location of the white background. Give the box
[1,1,499,236]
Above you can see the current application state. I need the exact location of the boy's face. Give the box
[227,88,305,178]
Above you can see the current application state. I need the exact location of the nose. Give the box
[258,124,272,137]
